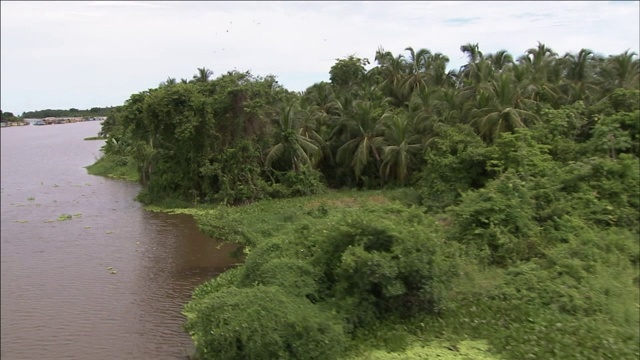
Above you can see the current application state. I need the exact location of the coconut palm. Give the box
[605,50,640,90]
[434,87,465,125]
[193,67,214,83]
[265,104,320,172]
[427,52,456,88]
[378,53,411,106]
[408,86,441,138]
[460,43,484,63]
[470,73,539,142]
[297,103,332,164]
[301,81,336,114]
[561,49,602,103]
[333,100,387,181]
[486,50,514,73]
[379,111,423,184]
[400,47,431,95]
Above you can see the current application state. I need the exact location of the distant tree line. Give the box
[21,106,118,119]
[1,110,20,122]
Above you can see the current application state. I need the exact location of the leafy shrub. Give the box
[313,206,461,330]
[238,238,321,299]
[482,226,640,360]
[417,124,489,211]
[183,286,347,360]
[447,171,541,266]
[267,168,327,198]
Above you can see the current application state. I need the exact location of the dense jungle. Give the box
[90,43,640,360]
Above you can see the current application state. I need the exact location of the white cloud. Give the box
[1,1,638,114]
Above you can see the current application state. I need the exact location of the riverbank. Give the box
[85,154,139,183]
[146,187,637,360]
[157,189,502,359]
[86,153,639,359]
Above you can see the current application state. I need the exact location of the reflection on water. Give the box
[1,123,238,359]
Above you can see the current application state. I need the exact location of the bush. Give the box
[416,124,489,211]
[238,238,321,300]
[267,168,327,198]
[184,286,347,360]
[313,206,461,331]
[447,171,541,266]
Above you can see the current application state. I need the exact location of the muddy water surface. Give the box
[1,122,238,359]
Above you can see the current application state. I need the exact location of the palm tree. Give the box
[265,104,320,172]
[426,52,456,88]
[516,43,562,104]
[193,67,214,83]
[486,50,514,73]
[333,100,387,181]
[470,73,538,142]
[378,53,410,106]
[379,111,422,184]
[400,47,431,95]
[159,77,177,87]
[605,50,640,89]
[460,43,484,63]
[297,103,332,164]
[561,49,601,103]
[408,86,440,138]
[434,87,465,125]
[301,82,335,114]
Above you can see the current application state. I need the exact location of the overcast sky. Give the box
[1,1,639,115]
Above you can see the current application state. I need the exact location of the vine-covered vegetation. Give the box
[93,43,639,359]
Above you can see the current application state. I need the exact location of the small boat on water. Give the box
[33,120,46,126]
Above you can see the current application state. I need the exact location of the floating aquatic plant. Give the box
[57,214,72,221]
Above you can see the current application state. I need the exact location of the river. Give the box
[1,122,238,359]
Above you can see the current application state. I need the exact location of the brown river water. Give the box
[1,122,238,359]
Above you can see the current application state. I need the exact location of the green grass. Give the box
[345,339,500,360]
[85,154,139,182]
[153,189,400,247]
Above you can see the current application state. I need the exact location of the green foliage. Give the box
[267,168,326,198]
[478,228,639,360]
[201,140,271,205]
[531,102,588,162]
[330,55,369,88]
[552,155,640,230]
[21,106,116,118]
[417,124,488,211]
[183,286,347,360]
[92,43,640,359]
[314,205,461,330]
[588,111,640,158]
[1,110,20,121]
[344,340,501,360]
[602,88,640,114]
[85,154,139,182]
[447,171,541,266]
